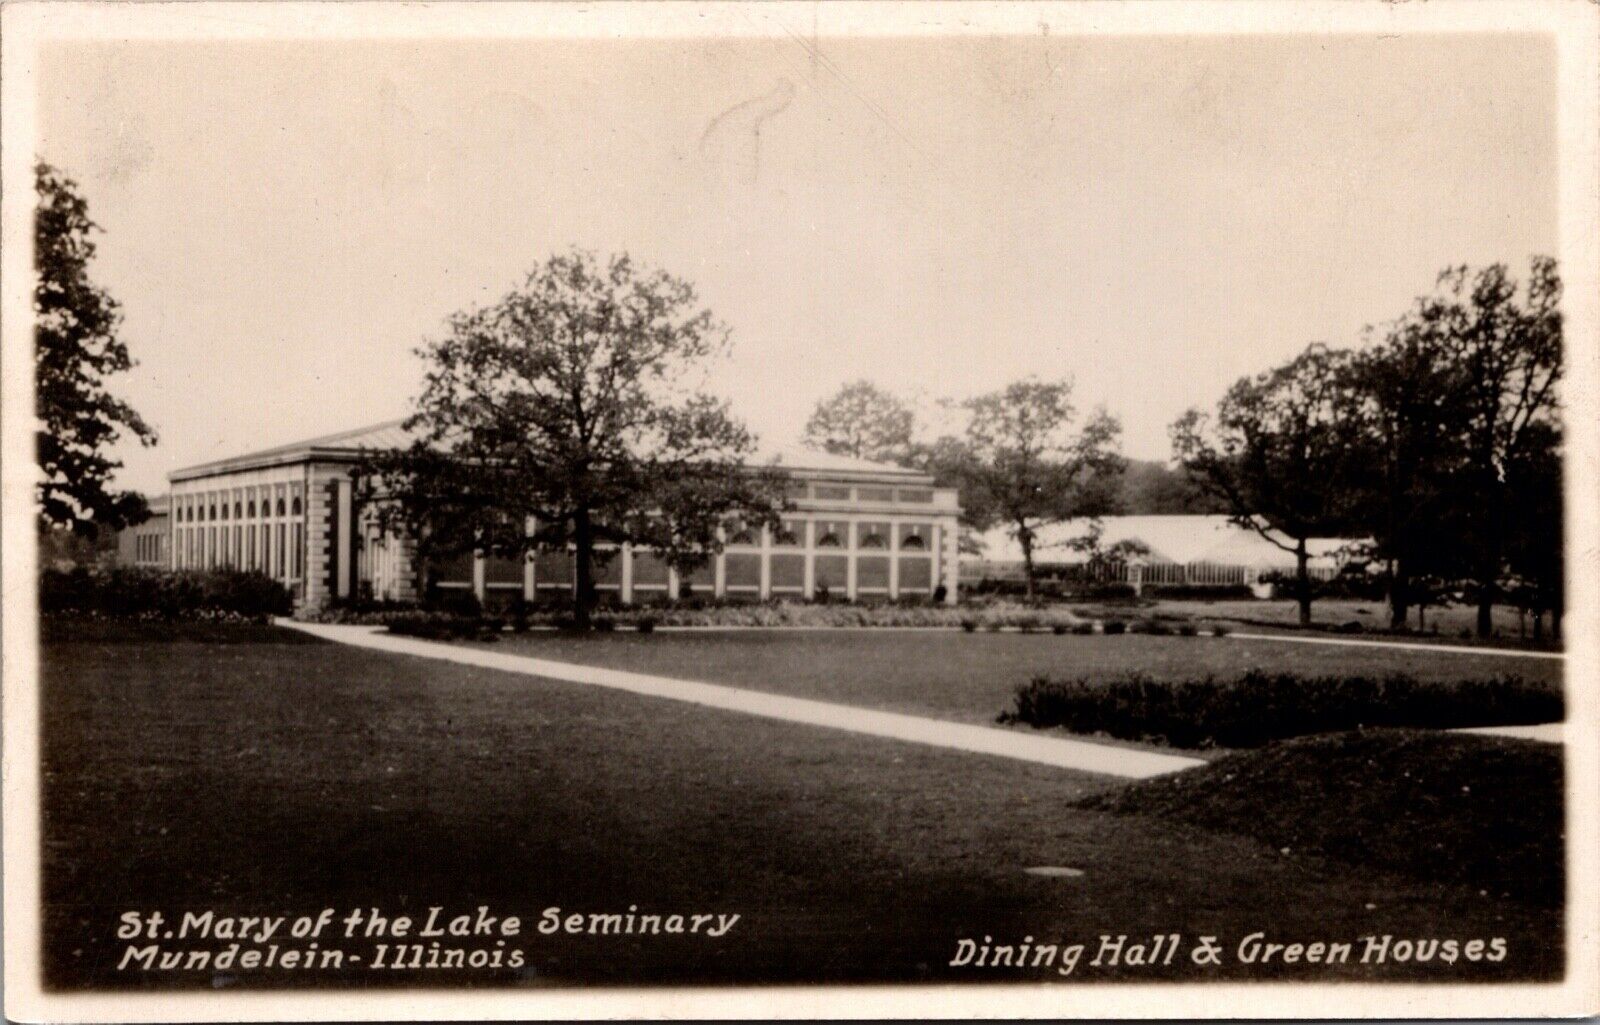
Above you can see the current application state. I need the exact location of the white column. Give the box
[334,477,353,599]
[888,523,901,599]
[802,520,816,599]
[523,517,537,601]
[758,529,772,599]
[621,543,635,605]
[472,552,487,602]
[846,521,859,601]
[713,527,726,597]
[941,521,960,605]
[667,567,681,600]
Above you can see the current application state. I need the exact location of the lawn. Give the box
[469,629,1562,729]
[40,622,1562,988]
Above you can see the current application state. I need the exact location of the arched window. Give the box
[278,498,288,516]
[727,524,756,546]
[234,501,242,519]
[208,504,217,521]
[816,528,842,548]
[900,534,926,551]
[859,530,887,550]
[248,501,256,518]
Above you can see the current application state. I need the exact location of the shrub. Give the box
[430,589,483,618]
[1144,583,1256,601]
[1070,621,1095,636]
[999,670,1562,749]
[40,567,293,622]
[961,618,978,633]
[1101,620,1126,635]
[386,612,495,640]
[1176,623,1199,637]
[593,616,617,633]
[1209,623,1232,637]
[1129,619,1174,636]
[1051,623,1069,635]
[636,617,656,634]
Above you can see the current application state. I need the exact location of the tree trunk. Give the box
[1295,540,1311,628]
[1476,486,1501,639]
[1387,558,1409,631]
[1019,530,1036,602]
[1475,583,1494,638]
[572,508,596,630]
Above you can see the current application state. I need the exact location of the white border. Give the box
[3,2,1597,1020]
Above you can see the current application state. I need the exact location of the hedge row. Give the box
[40,567,294,621]
[1000,669,1562,749]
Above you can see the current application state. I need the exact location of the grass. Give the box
[1001,670,1562,749]
[41,623,1562,987]
[1079,729,1564,906]
[470,630,1562,729]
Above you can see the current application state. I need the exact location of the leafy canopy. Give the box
[951,378,1124,582]
[34,161,156,535]
[363,249,785,591]
[801,380,916,464]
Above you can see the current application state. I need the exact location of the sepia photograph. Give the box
[2,1,1596,1020]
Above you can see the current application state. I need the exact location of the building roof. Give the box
[967,515,1360,571]
[172,419,930,484]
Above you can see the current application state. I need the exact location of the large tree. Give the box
[363,250,785,627]
[952,378,1124,599]
[1502,421,1563,641]
[800,380,916,464]
[34,161,156,535]
[1171,344,1369,626]
[1348,313,1474,629]
[1411,258,1563,638]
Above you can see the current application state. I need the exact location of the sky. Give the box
[38,31,1557,496]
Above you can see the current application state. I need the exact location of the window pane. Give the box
[725,553,761,589]
[899,557,933,590]
[857,556,890,589]
[771,553,805,589]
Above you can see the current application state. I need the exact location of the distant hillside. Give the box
[1118,459,1230,515]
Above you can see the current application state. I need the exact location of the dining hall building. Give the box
[166,421,962,611]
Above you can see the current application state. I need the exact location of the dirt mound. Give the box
[1079,728,1563,906]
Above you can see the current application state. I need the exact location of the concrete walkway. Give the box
[283,621,1204,780]
[1227,631,1565,661]
[1456,723,1565,744]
